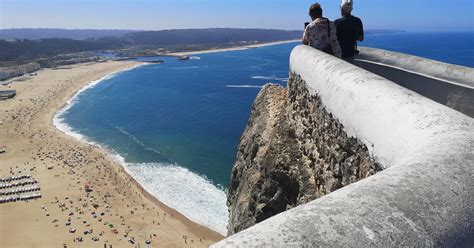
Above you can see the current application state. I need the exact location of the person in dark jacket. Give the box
[335,0,364,59]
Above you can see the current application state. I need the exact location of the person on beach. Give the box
[335,0,364,59]
[302,3,342,58]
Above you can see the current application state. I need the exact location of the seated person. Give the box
[335,0,364,58]
[302,3,342,58]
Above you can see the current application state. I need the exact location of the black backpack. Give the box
[322,18,334,55]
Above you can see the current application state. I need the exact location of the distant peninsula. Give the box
[0,28,406,62]
[0,28,302,62]
[0,28,405,81]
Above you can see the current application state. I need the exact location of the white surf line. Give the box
[226,85,263,88]
[53,63,148,145]
[124,162,228,235]
[251,76,288,81]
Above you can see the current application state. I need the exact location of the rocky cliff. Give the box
[227,74,383,235]
[0,55,101,82]
[0,62,41,81]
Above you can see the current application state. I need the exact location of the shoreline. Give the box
[0,61,223,247]
[50,62,228,236]
[166,39,299,56]
[53,63,228,235]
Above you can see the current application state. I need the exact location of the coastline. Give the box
[166,39,299,56]
[53,63,228,234]
[0,61,223,247]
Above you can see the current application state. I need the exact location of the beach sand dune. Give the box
[0,61,223,247]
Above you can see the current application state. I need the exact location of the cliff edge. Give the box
[227,74,383,235]
[218,46,473,247]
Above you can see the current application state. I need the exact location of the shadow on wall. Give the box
[353,60,474,118]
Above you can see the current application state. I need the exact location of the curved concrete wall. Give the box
[214,46,474,247]
[355,47,474,117]
[357,47,474,88]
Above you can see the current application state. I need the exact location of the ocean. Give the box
[54,32,474,234]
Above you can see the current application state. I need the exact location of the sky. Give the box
[1,0,473,32]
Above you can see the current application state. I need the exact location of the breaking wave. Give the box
[122,160,228,235]
[252,75,288,82]
[225,84,262,88]
[171,66,209,70]
[53,64,145,144]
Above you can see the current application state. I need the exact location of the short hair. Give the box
[309,3,323,18]
[341,0,353,14]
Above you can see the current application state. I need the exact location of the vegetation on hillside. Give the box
[0,28,301,62]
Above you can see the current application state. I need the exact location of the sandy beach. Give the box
[166,39,299,56]
[0,61,223,247]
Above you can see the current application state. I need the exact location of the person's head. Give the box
[309,3,323,20]
[340,0,353,16]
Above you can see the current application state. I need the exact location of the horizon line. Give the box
[1,27,473,33]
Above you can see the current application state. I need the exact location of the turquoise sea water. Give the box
[56,32,473,234]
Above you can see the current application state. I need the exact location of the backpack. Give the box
[322,19,334,55]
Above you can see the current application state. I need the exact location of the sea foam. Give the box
[252,75,288,82]
[53,64,146,142]
[171,66,209,70]
[110,127,228,234]
[226,84,262,88]
[123,161,228,235]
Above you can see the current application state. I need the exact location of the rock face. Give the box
[0,56,100,82]
[227,74,383,235]
[0,62,41,81]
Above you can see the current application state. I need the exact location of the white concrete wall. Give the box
[357,47,474,88]
[354,47,474,117]
[214,45,474,247]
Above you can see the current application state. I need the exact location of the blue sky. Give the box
[1,0,473,31]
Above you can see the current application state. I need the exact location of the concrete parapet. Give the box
[214,45,473,247]
[355,47,474,117]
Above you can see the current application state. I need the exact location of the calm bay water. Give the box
[56,32,473,234]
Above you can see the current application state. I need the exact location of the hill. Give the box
[0,28,406,63]
[0,28,142,40]
[125,28,301,45]
[0,28,302,62]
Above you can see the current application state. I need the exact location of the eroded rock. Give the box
[227,74,383,235]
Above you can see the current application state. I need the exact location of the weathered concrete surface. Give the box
[227,79,382,235]
[214,46,474,247]
[357,47,474,88]
[355,47,474,117]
